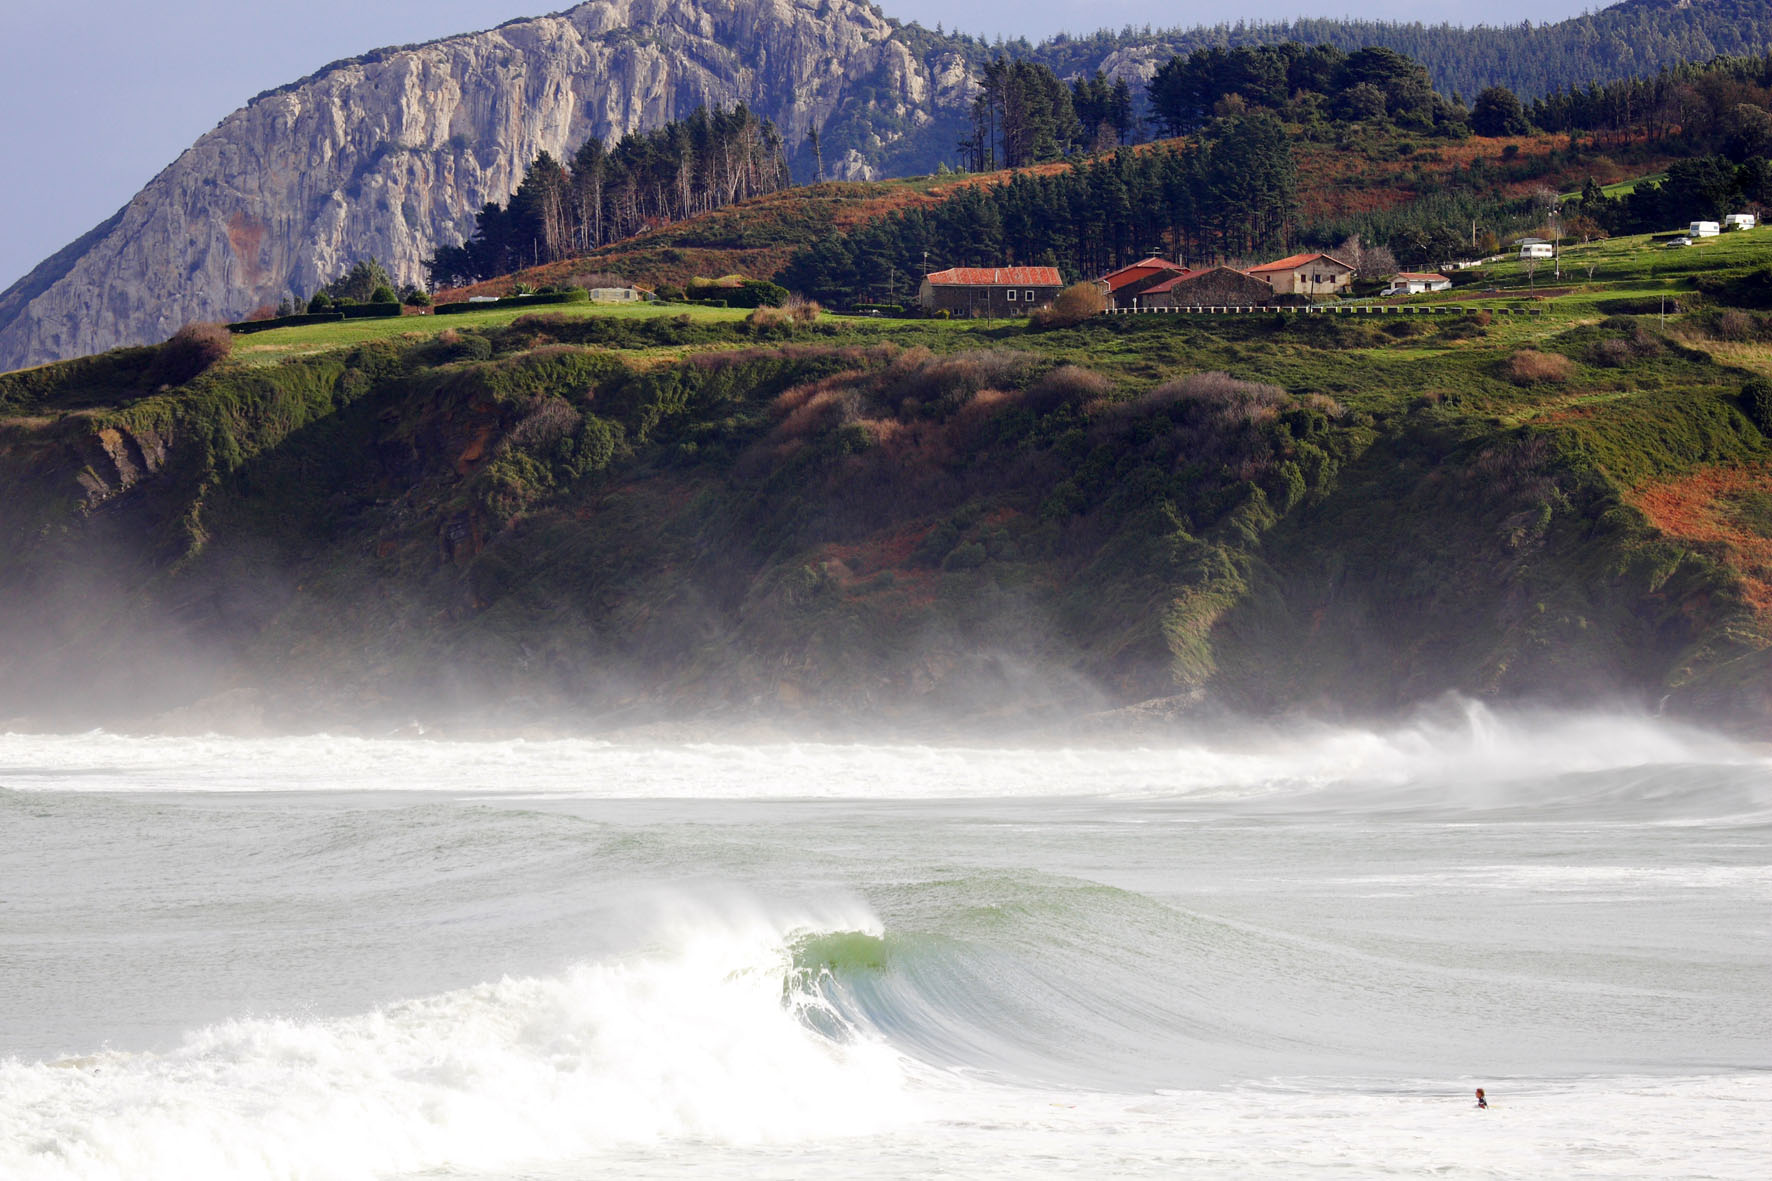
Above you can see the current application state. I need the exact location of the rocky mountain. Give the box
[6,0,1772,371]
[0,0,974,372]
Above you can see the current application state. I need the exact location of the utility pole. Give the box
[1551,207,1562,280]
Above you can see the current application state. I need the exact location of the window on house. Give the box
[1025,290,1034,301]
[1006,288,1017,301]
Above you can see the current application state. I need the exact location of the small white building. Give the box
[1519,243,1554,259]
[1726,213,1757,231]
[587,286,647,303]
[1690,220,1721,238]
[1382,272,1454,296]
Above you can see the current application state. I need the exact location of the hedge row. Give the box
[227,312,346,334]
[1594,296,1685,315]
[433,290,591,315]
[336,302,404,320]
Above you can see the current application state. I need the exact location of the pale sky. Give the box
[0,1,1596,292]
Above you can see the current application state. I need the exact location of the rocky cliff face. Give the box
[10,0,1749,371]
[0,0,987,371]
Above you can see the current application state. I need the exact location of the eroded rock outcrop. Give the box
[0,0,976,371]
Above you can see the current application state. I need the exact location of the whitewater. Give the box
[2,703,1767,1179]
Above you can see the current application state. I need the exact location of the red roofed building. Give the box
[919,266,1065,316]
[1246,252,1355,297]
[1096,257,1188,309]
[1143,265,1275,309]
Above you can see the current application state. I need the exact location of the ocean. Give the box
[2,702,1768,1179]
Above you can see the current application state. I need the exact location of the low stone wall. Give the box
[1104,305,1545,316]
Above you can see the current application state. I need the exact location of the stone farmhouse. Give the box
[1096,258,1188,309]
[1245,252,1355,297]
[1143,266,1275,308]
[919,267,1065,316]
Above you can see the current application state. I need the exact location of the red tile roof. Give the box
[1394,272,1449,281]
[1246,252,1354,274]
[1143,266,1267,294]
[1099,258,1186,290]
[924,267,1064,287]
[1143,270,1199,294]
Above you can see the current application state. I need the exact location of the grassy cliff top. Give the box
[6,130,1772,733]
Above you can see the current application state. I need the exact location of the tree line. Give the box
[1528,52,1772,155]
[1147,43,1466,138]
[823,1,1772,177]
[779,114,1295,306]
[957,58,1140,171]
[426,105,790,287]
[1573,157,1772,237]
[1013,1,1772,105]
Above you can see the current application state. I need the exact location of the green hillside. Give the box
[5,219,1772,732]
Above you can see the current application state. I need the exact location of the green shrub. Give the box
[726,280,790,308]
[0,345,159,412]
[369,285,397,305]
[1696,266,1772,309]
[306,292,333,312]
[942,541,988,570]
[408,330,493,365]
[1029,281,1106,330]
[1744,376,1772,434]
[912,520,961,566]
[146,323,233,387]
[1596,296,1682,316]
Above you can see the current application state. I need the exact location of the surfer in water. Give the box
[1475,1088,1488,1109]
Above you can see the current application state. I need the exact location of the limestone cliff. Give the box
[7,0,1769,371]
[0,0,978,371]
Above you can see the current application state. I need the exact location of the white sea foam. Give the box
[0,701,1759,805]
[0,910,913,1181]
[3,712,1768,1179]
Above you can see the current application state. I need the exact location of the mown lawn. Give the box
[230,301,761,365]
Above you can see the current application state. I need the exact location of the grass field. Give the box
[1559,172,1667,202]
[230,301,761,365]
[1348,225,1772,320]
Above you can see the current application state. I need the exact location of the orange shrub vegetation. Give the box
[1503,350,1575,385]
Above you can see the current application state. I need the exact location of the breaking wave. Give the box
[1,700,1765,820]
[0,909,911,1181]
